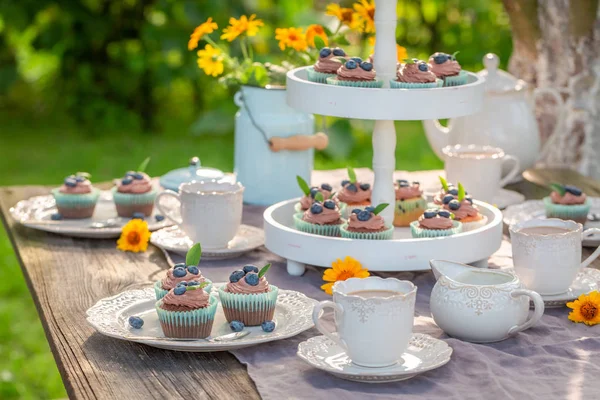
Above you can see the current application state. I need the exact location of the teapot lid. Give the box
[477,53,527,93]
[159,157,224,192]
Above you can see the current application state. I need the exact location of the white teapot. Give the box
[429,260,545,343]
[423,53,565,175]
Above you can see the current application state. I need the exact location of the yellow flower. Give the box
[326,4,361,29]
[196,44,224,77]
[306,24,329,48]
[221,14,264,42]
[188,17,218,51]
[275,27,308,51]
[567,291,600,326]
[354,0,375,33]
[369,37,408,62]
[321,256,370,295]
[117,219,151,253]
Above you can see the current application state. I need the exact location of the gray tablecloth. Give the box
[163,170,599,400]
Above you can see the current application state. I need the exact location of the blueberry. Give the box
[323,200,335,210]
[423,210,437,219]
[261,320,276,332]
[229,270,245,283]
[351,57,363,63]
[465,197,473,204]
[311,203,323,214]
[360,183,371,191]
[173,267,187,278]
[187,280,200,287]
[309,187,319,198]
[321,183,332,192]
[50,213,62,220]
[399,182,410,188]
[64,178,77,187]
[345,60,357,69]
[131,212,145,220]
[352,208,362,214]
[173,286,186,295]
[230,320,245,332]
[346,183,358,192]
[448,200,461,211]
[398,179,408,184]
[176,281,188,286]
[437,210,451,218]
[357,210,371,221]
[75,176,86,182]
[245,273,259,286]
[365,206,375,212]
[174,262,186,269]
[243,265,259,274]
[128,316,144,329]
[442,195,455,205]
[319,47,332,58]
[432,53,449,64]
[448,188,459,196]
[341,179,350,186]
[121,177,133,185]
[565,185,583,196]
[360,62,373,71]
[133,173,144,180]
[332,48,346,57]
[187,266,199,275]
[155,214,165,222]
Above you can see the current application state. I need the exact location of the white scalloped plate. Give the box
[297,334,452,383]
[86,285,317,352]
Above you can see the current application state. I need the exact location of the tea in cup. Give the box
[510,219,600,295]
[312,277,416,368]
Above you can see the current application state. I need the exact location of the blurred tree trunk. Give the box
[502,0,600,178]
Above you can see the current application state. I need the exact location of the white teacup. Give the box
[443,144,520,203]
[312,277,416,368]
[155,180,244,249]
[510,219,600,295]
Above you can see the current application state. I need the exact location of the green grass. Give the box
[0,115,441,399]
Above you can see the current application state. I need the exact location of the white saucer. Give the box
[503,198,600,247]
[423,188,524,209]
[86,285,316,352]
[9,192,175,239]
[150,225,264,259]
[297,334,452,383]
[503,267,600,308]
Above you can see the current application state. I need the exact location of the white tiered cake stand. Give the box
[263,0,495,275]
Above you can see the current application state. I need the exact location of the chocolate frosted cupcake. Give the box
[307,47,346,83]
[112,169,156,217]
[326,57,383,88]
[428,51,467,87]
[340,204,394,240]
[154,264,212,301]
[391,59,442,89]
[51,173,100,219]
[218,264,278,326]
[442,196,487,232]
[294,176,345,214]
[156,280,218,338]
[294,199,345,237]
[410,209,462,238]
[544,183,590,224]
[432,176,458,206]
[394,180,427,227]
[337,167,371,216]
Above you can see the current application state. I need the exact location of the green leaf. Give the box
[403,58,415,64]
[347,166,357,183]
[186,243,202,266]
[314,192,324,202]
[450,212,455,220]
[313,36,326,50]
[296,175,310,196]
[186,281,209,291]
[76,172,91,178]
[458,182,465,201]
[240,62,269,87]
[258,263,271,278]
[439,176,449,191]
[549,183,566,196]
[451,51,460,60]
[334,35,350,46]
[137,157,150,173]
[372,203,389,215]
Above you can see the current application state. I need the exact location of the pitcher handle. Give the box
[507,289,545,336]
[155,190,183,225]
[312,301,348,351]
[498,155,521,187]
[535,87,566,160]
[581,228,600,269]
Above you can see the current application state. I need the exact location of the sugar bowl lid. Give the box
[477,53,527,93]
[159,157,224,192]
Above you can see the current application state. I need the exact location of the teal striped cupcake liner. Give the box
[443,70,468,87]
[295,201,347,215]
[218,285,279,311]
[51,187,100,209]
[155,295,218,327]
[543,196,591,222]
[111,186,157,207]
[410,220,462,238]
[306,66,337,84]
[326,77,384,88]
[154,279,213,301]
[293,213,343,237]
[389,79,442,89]
[340,223,394,240]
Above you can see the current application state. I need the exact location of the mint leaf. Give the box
[439,176,449,191]
[137,157,150,173]
[372,203,389,215]
[296,175,310,196]
[458,183,465,201]
[313,36,326,50]
[347,166,357,183]
[258,263,271,278]
[314,192,324,202]
[186,243,202,266]
[451,51,460,61]
[549,183,566,196]
[186,281,209,291]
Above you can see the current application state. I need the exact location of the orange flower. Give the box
[188,17,218,51]
[275,27,308,51]
[196,44,224,77]
[306,24,329,48]
[326,3,361,29]
[567,291,600,326]
[221,14,264,42]
[354,0,375,33]
[117,219,151,253]
[321,256,370,295]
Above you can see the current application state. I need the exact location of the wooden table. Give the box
[1,169,598,399]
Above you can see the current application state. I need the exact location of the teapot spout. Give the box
[429,259,474,281]
[422,120,452,159]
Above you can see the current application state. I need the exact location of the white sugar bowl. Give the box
[429,260,545,343]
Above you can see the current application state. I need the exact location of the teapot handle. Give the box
[507,289,545,336]
[534,87,566,161]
